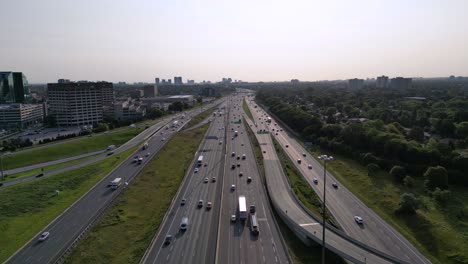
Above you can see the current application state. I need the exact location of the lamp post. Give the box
[0,147,3,180]
[318,154,334,264]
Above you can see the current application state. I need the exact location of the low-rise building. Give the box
[114,98,146,121]
[0,104,44,129]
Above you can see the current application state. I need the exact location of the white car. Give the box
[204,177,209,183]
[38,231,50,241]
[145,152,150,157]
[231,214,237,222]
[308,164,313,169]
[231,184,236,191]
[194,168,199,173]
[354,216,364,224]
[313,178,318,184]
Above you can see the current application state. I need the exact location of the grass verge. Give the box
[2,128,142,171]
[243,98,253,121]
[4,154,100,181]
[64,124,210,264]
[0,146,137,263]
[272,137,339,228]
[311,151,468,264]
[185,105,218,129]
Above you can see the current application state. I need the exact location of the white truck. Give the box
[197,156,204,166]
[110,178,122,190]
[239,195,247,221]
[142,142,149,150]
[172,120,179,127]
[107,145,116,151]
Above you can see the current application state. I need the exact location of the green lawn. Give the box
[0,146,137,263]
[2,128,142,171]
[243,98,253,121]
[65,124,210,264]
[311,151,468,264]
[3,154,100,181]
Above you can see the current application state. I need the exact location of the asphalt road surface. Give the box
[216,96,289,264]
[142,107,226,264]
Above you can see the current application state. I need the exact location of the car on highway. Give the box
[313,178,318,184]
[302,153,306,157]
[247,177,252,183]
[250,205,256,213]
[238,171,244,176]
[194,168,199,173]
[206,202,213,210]
[231,152,235,157]
[146,152,150,157]
[308,164,312,169]
[231,214,236,222]
[297,159,301,164]
[164,235,173,245]
[38,231,50,242]
[161,138,166,141]
[332,183,339,188]
[212,177,216,182]
[237,163,240,167]
[354,216,364,224]
[263,150,266,153]
[242,154,246,159]
[285,144,289,148]
[203,177,209,183]
[181,198,186,206]
[237,156,240,160]
[275,133,278,135]
[231,164,236,169]
[198,200,204,208]
[231,185,236,191]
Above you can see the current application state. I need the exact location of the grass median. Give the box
[243,98,253,121]
[0,146,137,263]
[185,105,218,129]
[65,123,210,264]
[2,128,142,171]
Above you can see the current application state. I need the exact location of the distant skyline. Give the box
[1,0,467,83]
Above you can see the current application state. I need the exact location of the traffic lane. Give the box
[273,128,426,263]
[8,117,188,264]
[149,116,223,263]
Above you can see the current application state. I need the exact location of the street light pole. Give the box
[318,154,334,264]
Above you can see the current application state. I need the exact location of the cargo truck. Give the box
[239,195,247,221]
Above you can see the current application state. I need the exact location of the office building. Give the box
[57,79,71,84]
[187,79,195,84]
[47,81,114,127]
[0,72,30,103]
[390,77,412,89]
[348,78,364,89]
[114,98,146,121]
[0,104,44,129]
[174,76,183,85]
[376,76,389,88]
[291,79,300,84]
[155,78,160,85]
[144,85,158,97]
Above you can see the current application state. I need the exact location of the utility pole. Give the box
[318,154,334,264]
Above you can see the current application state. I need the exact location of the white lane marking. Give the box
[300,223,320,227]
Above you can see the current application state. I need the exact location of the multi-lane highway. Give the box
[216,97,289,264]
[246,95,430,264]
[142,106,226,264]
[6,100,224,264]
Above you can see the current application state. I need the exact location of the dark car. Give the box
[164,235,173,245]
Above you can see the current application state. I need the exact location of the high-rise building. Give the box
[376,76,389,88]
[168,79,172,85]
[144,85,158,97]
[0,72,30,103]
[174,76,183,85]
[47,81,114,126]
[155,78,160,85]
[348,78,364,89]
[390,77,412,89]
[187,79,195,84]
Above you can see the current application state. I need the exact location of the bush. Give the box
[403,176,415,188]
[367,163,380,176]
[423,166,449,192]
[390,165,406,182]
[396,193,419,214]
[431,187,451,205]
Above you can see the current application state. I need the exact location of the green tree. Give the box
[424,166,448,191]
[93,123,109,133]
[396,193,419,214]
[408,126,424,142]
[403,176,415,187]
[455,121,468,139]
[390,165,406,182]
[196,96,203,104]
[431,187,451,205]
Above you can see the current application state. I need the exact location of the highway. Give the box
[245,95,431,264]
[141,106,226,264]
[6,100,224,264]
[216,96,289,264]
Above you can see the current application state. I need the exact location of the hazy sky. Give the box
[1,0,467,83]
